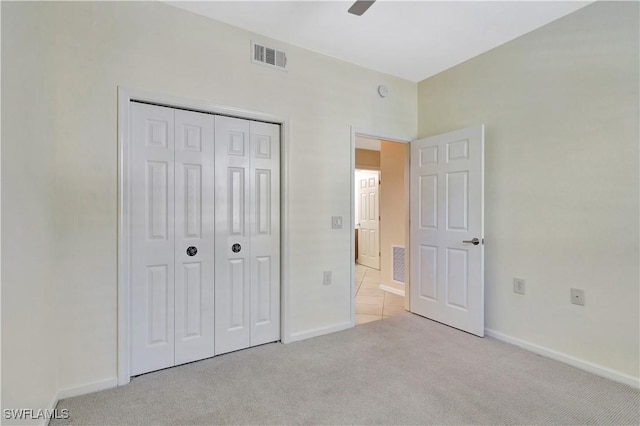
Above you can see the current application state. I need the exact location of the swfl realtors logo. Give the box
[3,408,69,420]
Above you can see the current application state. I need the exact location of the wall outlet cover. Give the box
[331,216,343,229]
[571,288,585,306]
[323,271,332,285]
[513,277,526,295]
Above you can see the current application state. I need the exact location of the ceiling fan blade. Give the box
[348,0,376,16]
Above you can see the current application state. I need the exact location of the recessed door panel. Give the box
[446,248,468,309]
[229,168,245,236]
[447,171,468,231]
[255,256,271,324]
[146,120,168,148]
[419,245,437,301]
[229,259,245,329]
[419,174,438,230]
[182,262,202,338]
[146,161,169,240]
[256,170,271,235]
[147,265,169,345]
[447,139,469,162]
[183,164,202,238]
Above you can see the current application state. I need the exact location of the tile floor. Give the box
[355,263,406,325]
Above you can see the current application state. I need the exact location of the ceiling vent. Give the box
[251,41,288,71]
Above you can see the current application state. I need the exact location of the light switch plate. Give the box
[331,216,343,229]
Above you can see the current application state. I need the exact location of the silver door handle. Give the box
[463,238,480,245]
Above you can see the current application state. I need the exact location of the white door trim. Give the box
[349,127,414,327]
[118,87,291,385]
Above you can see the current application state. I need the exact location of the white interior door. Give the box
[409,125,484,337]
[356,171,380,269]
[173,109,215,365]
[130,103,176,375]
[130,103,216,375]
[214,116,281,355]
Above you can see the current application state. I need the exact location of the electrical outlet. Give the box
[331,216,343,229]
[571,288,585,306]
[513,277,526,295]
[323,271,332,285]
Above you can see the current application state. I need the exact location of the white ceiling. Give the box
[167,1,591,82]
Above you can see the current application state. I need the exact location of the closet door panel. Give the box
[174,109,215,365]
[130,102,176,376]
[214,116,252,355]
[250,121,281,346]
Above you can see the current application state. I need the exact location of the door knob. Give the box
[463,238,480,245]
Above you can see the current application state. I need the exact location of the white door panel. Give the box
[249,121,280,347]
[356,171,380,269]
[174,109,215,365]
[214,116,252,355]
[410,126,484,336]
[130,102,176,375]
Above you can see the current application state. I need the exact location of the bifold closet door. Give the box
[130,102,215,376]
[173,109,215,365]
[214,116,280,355]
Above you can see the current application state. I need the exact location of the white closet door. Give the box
[174,109,215,365]
[214,116,252,355]
[130,103,176,375]
[249,121,280,347]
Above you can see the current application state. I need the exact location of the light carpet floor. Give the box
[53,313,639,425]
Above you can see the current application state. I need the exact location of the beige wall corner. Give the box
[380,141,407,291]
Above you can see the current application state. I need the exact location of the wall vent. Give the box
[251,41,288,71]
[392,245,405,284]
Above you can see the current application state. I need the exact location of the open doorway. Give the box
[353,135,408,325]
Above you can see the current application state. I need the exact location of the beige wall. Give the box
[1,3,59,422]
[355,149,380,170]
[1,0,417,415]
[418,1,639,378]
[379,142,407,290]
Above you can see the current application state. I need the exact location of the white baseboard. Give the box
[379,284,405,297]
[42,391,60,426]
[285,321,353,344]
[57,377,118,400]
[485,328,640,389]
[44,378,117,425]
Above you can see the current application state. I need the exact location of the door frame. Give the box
[350,127,413,326]
[118,87,291,385]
